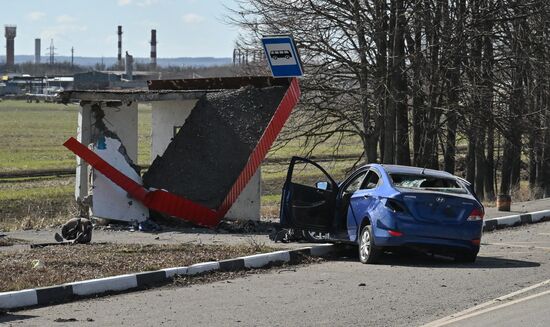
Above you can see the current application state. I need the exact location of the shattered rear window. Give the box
[389,174,468,195]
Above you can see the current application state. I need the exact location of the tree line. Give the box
[229,0,550,200]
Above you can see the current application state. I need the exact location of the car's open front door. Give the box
[280,157,338,232]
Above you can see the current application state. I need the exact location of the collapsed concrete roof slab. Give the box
[58,89,206,104]
[148,76,292,91]
[143,85,287,209]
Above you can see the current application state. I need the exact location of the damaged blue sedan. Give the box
[280,157,484,264]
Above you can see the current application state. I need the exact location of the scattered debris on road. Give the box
[53,318,78,323]
[55,217,93,244]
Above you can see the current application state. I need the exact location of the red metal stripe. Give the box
[63,138,148,202]
[64,137,219,227]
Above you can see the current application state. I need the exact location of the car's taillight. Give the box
[471,239,481,246]
[385,199,406,213]
[388,230,403,237]
[467,208,484,221]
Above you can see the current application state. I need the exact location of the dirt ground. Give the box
[0,242,279,292]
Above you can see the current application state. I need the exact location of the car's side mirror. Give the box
[316,181,329,190]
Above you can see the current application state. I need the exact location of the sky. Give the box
[0,0,240,58]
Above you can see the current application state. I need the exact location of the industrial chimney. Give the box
[35,38,41,64]
[125,51,133,80]
[150,29,157,69]
[117,25,123,67]
[4,25,16,69]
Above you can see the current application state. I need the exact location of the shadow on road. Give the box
[0,313,36,323]
[380,253,541,269]
[328,246,540,269]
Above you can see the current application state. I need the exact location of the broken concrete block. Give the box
[91,136,148,223]
[143,86,287,210]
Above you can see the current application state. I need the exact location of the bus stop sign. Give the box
[262,35,303,78]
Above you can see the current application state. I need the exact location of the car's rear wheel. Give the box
[358,225,381,264]
[454,251,478,263]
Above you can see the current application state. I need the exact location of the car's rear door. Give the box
[280,157,338,232]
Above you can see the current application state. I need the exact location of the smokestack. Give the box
[35,38,41,64]
[125,51,133,80]
[150,29,157,69]
[117,25,123,67]
[4,25,16,70]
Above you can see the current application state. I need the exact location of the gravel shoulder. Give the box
[0,242,279,292]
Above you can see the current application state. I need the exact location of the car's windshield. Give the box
[389,173,468,195]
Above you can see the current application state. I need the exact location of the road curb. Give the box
[0,244,335,311]
[483,210,550,231]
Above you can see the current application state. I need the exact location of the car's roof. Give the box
[373,164,457,179]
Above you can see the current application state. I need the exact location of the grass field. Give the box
[0,100,363,230]
[0,100,153,172]
[0,101,78,172]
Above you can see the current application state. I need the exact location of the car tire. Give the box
[358,225,382,264]
[302,230,330,243]
[455,251,478,263]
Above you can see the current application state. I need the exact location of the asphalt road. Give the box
[2,220,549,327]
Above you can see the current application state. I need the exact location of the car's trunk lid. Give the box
[400,191,477,225]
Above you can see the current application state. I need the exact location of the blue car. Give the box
[280,157,485,264]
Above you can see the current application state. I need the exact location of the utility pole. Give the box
[48,39,55,64]
[71,47,74,67]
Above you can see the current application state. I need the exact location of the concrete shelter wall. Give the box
[75,102,138,202]
[150,100,197,161]
[75,104,91,201]
[225,170,261,221]
[101,102,139,163]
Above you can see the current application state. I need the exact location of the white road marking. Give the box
[422,279,550,327]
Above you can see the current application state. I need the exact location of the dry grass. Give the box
[511,184,544,203]
[0,242,277,292]
[0,237,26,247]
[0,177,76,231]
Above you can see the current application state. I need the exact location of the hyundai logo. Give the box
[435,197,445,203]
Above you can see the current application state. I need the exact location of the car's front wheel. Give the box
[358,225,382,264]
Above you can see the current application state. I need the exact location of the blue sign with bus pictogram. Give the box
[261,35,304,78]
